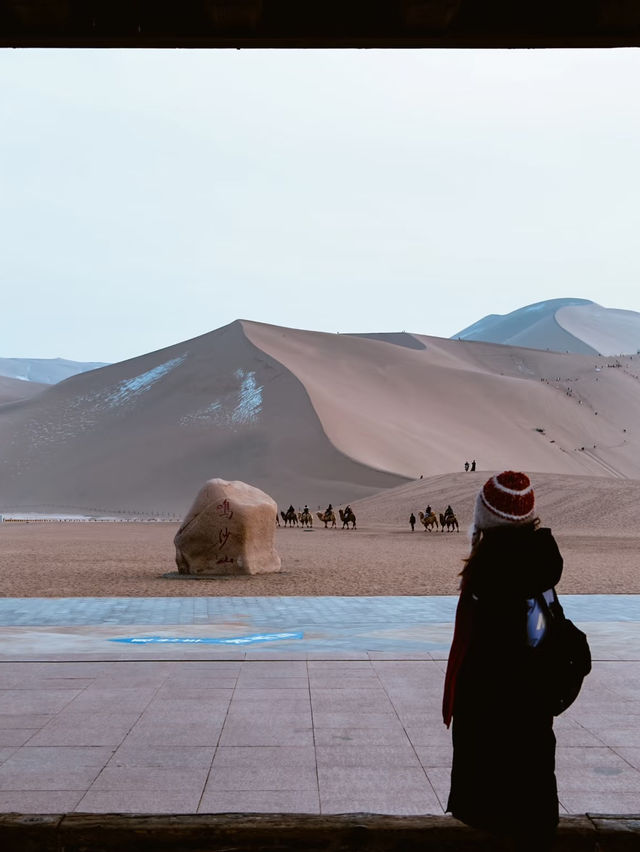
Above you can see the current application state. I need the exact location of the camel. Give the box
[418,511,439,531]
[339,508,356,529]
[316,510,337,528]
[280,508,298,527]
[440,512,460,532]
[298,510,313,528]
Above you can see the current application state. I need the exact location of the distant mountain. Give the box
[0,357,109,385]
[452,298,640,355]
[1,318,640,516]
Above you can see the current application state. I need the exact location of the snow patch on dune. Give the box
[104,356,186,408]
[22,355,187,451]
[180,369,263,429]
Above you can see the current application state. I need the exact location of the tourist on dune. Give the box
[444,504,454,519]
[409,512,416,531]
[442,471,563,852]
[424,504,432,517]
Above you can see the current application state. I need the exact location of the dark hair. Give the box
[459,518,540,591]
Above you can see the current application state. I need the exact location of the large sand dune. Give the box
[1,318,640,516]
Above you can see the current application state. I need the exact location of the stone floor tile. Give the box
[4,745,113,767]
[310,711,400,728]
[318,765,430,795]
[213,746,316,768]
[559,791,640,813]
[320,787,442,816]
[65,688,158,714]
[0,746,19,764]
[238,662,308,676]
[0,790,84,812]
[557,764,640,792]
[204,764,317,792]
[554,725,607,747]
[313,726,411,746]
[90,765,209,792]
[308,676,380,689]
[315,744,420,768]
[0,713,54,729]
[198,788,320,813]
[423,766,451,810]
[414,744,453,768]
[218,721,313,747]
[77,789,200,813]
[109,744,215,769]
[405,725,454,747]
[0,689,81,714]
[232,688,310,700]
[27,713,141,747]
[235,678,310,690]
[122,723,223,747]
[0,761,102,791]
[0,729,37,747]
[612,746,640,769]
[139,702,230,721]
[154,686,235,701]
[556,745,624,768]
[585,727,640,747]
[307,662,375,671]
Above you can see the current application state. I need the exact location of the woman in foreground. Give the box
[443,470,563,852]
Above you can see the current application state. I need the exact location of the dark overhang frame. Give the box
[1,0,640,49]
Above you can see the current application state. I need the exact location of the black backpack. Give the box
[526,588,592,716]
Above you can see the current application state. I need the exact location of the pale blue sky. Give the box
[1,48,639,362]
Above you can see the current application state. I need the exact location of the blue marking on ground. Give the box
[109,632,304,645]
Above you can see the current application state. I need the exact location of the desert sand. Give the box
[2,473,638,598]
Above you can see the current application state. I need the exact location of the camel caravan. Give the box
[279,506,314,528]
[279,504,357,530]
[279,501,461,534]
[418,505,460,532]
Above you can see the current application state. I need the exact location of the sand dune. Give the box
[0,376,47,405]
[1,317,640,516]
[556,303,640,357]
[454,298,640,356]
[244,320,640,482]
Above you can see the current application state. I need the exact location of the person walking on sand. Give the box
[442,471,563,852]
[470,459,476,471]
[409,512,416,531]
[464,461,469,472]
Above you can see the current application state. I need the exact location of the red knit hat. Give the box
[472,471,536,539]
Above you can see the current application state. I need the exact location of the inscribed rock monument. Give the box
[174,478,281,576]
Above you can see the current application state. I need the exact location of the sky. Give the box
[1,48,640,363]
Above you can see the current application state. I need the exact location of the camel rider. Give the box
[303,505,309,514]
[444,504,454,519]
[287,504,295,515]
[425,505,432,517]
[344,504,352,517]
[325,503,333,519]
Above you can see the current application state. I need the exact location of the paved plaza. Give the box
[0,595,638,815]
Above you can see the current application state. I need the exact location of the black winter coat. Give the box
[447,525,563,837]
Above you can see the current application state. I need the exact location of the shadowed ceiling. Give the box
[1,0,640,48]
